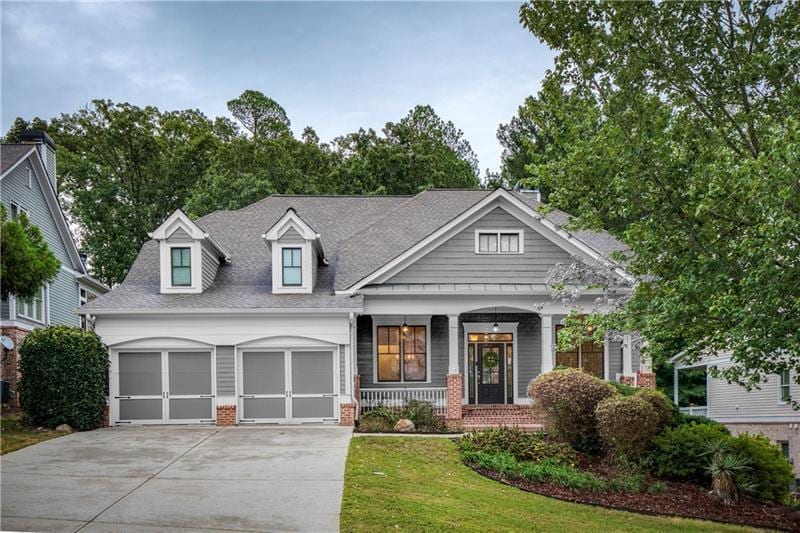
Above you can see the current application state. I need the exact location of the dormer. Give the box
[262,208,326,294]
[148,210,231,294]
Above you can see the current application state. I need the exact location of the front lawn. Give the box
[340,437,751,532]
[1,411,68,455]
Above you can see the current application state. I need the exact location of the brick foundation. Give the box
[636,371,657,388]
[339,402,356,426]
[103,404,110,428]
[216,404,237,426]
[446,373,463,427]
[1,326,29,406]
[354,374,361,413]
[619,375,635,387]
[725,422,800,477]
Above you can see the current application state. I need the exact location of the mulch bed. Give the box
[472,466,800,531]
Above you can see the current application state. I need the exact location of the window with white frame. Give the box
[10,203,28,220]
[17,286,45,323]
[79,287,89,330]
[780,370,791,402]
[476,230,522,254]
[171,247,192,286]
[376,325,427,382]
[282,247,302,286]
[26,167,33,188]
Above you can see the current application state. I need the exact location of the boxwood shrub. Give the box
[648,421,730,481]
[730,433,794,503]
[595,395,659,459]
[458,426,579,466]
[19,326,108,431]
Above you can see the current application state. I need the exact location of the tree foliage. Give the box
[512,0,800,387]
[0,206,60,299]
[226,90,291,140]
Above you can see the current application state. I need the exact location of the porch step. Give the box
[461,404,543,432]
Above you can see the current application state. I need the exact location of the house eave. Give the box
[77,306,363,316]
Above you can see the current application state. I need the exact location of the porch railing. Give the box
[679,406,708,417]
[359,387,448,416]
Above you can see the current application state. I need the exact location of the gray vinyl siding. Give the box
[215,345,235,396]
[166,228,193,243]
[201,243,220,290]
[386,207,574,284]
[277,227,305,245]
[356,315,449,388]
[632,344,641,373]
[708,364,799,420]
[458,313,541,398]
[0,157,79,326]
[608,338,623,378]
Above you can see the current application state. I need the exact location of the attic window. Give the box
[475,230,523,254]
[171,247,192,286]
[282,247,302,286]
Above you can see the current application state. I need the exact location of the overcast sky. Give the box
[1,1,554,173]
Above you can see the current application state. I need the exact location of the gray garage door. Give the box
[116,351,213,424]
[239,349,336,423]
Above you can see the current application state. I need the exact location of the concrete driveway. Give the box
[1,426,352,532]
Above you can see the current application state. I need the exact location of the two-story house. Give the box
[1,131,108,401]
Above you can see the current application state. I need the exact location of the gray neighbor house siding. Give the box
[0,157,80,328]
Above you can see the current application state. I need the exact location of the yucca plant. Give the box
[706,439,756,505]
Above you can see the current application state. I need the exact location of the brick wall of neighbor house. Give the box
[637,371,656,388]
[216,405,236,426]
[340,403,356,426]
[0,327,29,405]
[724,423,800,477]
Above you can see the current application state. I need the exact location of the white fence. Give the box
[359,387,448,416]
[679,406,708,417]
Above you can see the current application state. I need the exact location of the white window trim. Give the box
[779,370,791,405]
[462,322,519,404]
[372,315,432,384]
[159,241,202,294]
[474,229,524,254]
[16,285,46,324]
[10,202,29,220]
[26,167,33,188]
[272,242,313,294]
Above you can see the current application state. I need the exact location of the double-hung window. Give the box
[282,247,302,286]
[171,247,192,286]
[476,230,521,254]
[377,325,427,382]
[17,286,45,323]
[780,370,791,402]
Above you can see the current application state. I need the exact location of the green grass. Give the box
[1,411,68,455]
[340,437,753,532]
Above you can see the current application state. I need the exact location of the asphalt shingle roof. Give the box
[1,144,35,175]
[81,190,629,312]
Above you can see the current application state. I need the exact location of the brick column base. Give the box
[102,404,110,428]
[1,327,29,407]
[446,373,463,428]
[216,405,237,426]
[637,372,657,388]
[339,403,356,426]
[619,375,635,387]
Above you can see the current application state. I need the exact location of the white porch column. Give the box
[540,314,554,373]
[448,314,460,374]
[622,334,633,375]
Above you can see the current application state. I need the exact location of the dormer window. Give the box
[475,229,523,254]
[171,247,192,286]
[282,247,302,286]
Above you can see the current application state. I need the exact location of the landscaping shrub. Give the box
[18,326,108,431]
[635,388,676,429]
[458,427,578,466]
[673,411,727,429]
[648,422,730,481]
[463,451,606,491]
[528,368,615,452]
[403,399,443,432]
[358,406,398,432]
[609,381,637,396]
[595,395,659,459]
[706,439,754,505]
[729,433,794,503]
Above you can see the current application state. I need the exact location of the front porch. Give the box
[352,308,653,428]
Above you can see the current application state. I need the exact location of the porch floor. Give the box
[461,404,543,432]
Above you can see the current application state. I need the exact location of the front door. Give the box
[477,343,504,404]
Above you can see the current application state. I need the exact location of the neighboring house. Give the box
[79,188,651,428]
[0,131,108,400]
[673,353,800,478]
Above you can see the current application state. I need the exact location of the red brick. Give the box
[619,375,636,386]
[637,371,657,388]
[339,402,356,426]
[216,404,237,426]
[1,326,29,407]
[446,373,463,426]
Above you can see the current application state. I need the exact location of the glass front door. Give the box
[468,332,514,404]
[477,343,505,404]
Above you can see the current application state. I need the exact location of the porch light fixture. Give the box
[492,307,500,333]
[401,316,409,335]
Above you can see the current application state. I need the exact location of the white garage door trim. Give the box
[110,347,217,425]
[237,346,339,424]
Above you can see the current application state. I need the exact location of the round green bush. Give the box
[635,388,675,429]
[648,421,731,481]
[730,433,794,503]
[595,395,659,458]
[609,381,638,396]
[19,326,108,431]
[528,368,616,452]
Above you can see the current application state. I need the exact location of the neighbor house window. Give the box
[780,370,791,402]
[476,230,521,253]
[17,286,45,323]
[282,247,302,286]
[555,324,604,379]
[79,288,89,330]
[171,247,192,286]
[10,203,28,220]
[377,325,426,382]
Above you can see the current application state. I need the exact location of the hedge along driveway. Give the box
[340,437,753,532]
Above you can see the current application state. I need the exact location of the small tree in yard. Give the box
[19,326,108,431]
[0,205,59,299]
